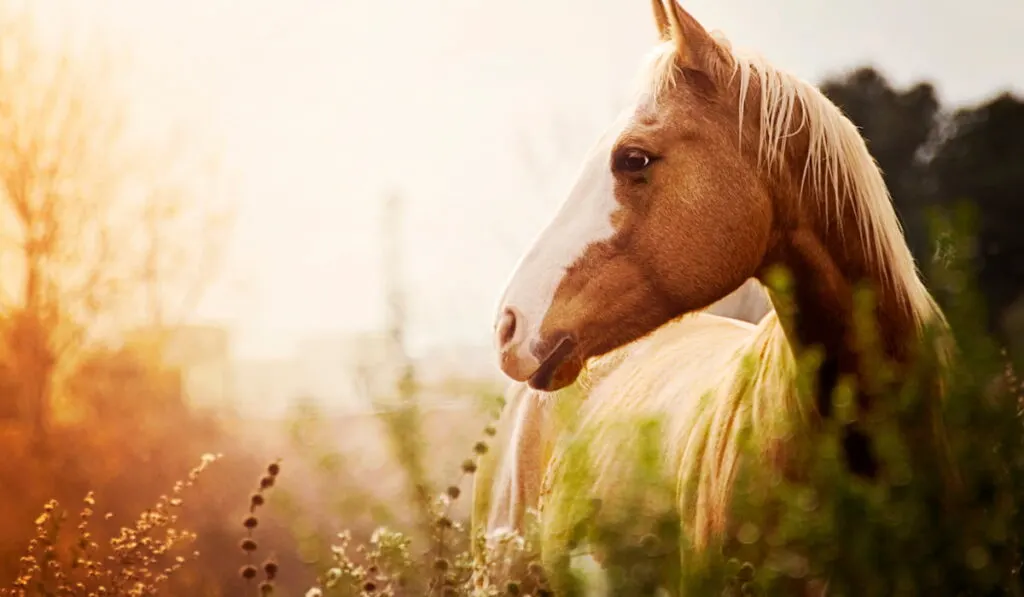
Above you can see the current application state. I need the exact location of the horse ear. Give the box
[659,0,720,73]
[650,0,672,41]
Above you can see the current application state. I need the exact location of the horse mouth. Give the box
[527,335,579,391]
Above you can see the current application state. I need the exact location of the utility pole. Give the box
[381,190,415,403]
[379,190,432,531]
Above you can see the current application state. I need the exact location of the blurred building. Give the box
[231,358,301,416]
[231,330,401,417]
[119,323,506,418]
[229,333,504,418]
[125,324,234,411]
[292,330,394,408]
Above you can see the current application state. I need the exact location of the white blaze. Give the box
[496,109,633,352]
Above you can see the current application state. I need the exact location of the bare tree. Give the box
[0,3,232,443]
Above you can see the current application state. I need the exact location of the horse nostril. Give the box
[497,308,518,347]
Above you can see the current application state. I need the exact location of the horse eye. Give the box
[613,148,654,174]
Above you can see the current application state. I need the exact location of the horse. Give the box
[480,0,952,592]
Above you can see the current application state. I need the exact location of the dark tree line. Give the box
[820,67,1024,340]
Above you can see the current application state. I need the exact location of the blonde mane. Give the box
[539,309,798,555]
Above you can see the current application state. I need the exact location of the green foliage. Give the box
[720,210,1024,596]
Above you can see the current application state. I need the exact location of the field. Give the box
[1,0,1023,595]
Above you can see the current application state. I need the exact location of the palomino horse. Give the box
[481,0,951,592]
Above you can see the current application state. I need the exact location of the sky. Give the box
[30,0,1024,360]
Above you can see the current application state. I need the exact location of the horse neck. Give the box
[765,203,920,362]
[759,145,932,475]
